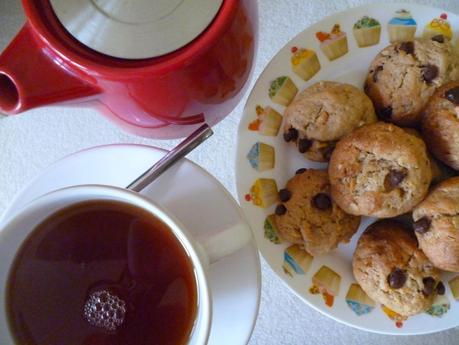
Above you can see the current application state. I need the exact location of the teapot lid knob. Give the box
[49,0,224,59]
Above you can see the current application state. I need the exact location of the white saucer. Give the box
[1,144,261,345]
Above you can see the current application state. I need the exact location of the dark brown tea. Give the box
[6,200,198,345]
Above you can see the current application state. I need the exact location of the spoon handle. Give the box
[127,124,213,192]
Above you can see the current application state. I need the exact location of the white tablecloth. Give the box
[2,1,459,344]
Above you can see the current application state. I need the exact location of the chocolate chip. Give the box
[432,35,445,43]
[312,193,332,210]
[445,87,459,105]
[295,168,306,175]
[373,65,384,82]
[279,189,292,202]
[275,204,287,215]
[388,268,407,289]
[298,138,312,153]
[436,281,446,295]
[422,277,436,296]
[413,217,430,234]
[378,106,393,120]
[283,128,298,142]
[399,41,414,55]
[283,132,291,142]
[422,64,439,83]
[384,170,407,191]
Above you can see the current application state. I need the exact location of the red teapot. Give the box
[0,0,257,138]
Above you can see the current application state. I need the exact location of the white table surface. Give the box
[2,1,459,344]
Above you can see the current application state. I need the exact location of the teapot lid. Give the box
[49,0,224,59]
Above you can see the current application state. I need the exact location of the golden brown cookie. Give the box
[274,169,360,256]
[353,220,441,316]
[422,81,459,170]
[329,122,432,218]
[283,81,376,162]
[412,177,459,272]
[365,38,459,126]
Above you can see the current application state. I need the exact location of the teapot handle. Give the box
[0,24,100,114]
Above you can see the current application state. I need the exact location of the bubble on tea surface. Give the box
[84,290,126,331]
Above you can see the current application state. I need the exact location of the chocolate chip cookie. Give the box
[365,38,459,126]
[353,220,440,316]
[274,169,360,256]
[412,177,459,272]
[422,81,459,170]
[283,81,376,162]
[329,122,432,218]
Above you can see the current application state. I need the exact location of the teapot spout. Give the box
[0,24,100,114]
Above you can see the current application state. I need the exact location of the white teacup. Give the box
[0,185,252,345]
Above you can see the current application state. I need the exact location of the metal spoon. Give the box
[127,124,213,192]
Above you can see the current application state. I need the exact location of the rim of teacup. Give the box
[0,184,211,345]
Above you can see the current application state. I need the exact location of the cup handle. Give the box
[197,223,252,264]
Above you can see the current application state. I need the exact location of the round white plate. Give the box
[1,144,260,345]
[236,3,459,335]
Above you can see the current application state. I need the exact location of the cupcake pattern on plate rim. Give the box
[309,266,341,308]
[388,9,417,43]
[423,13,453,40]
[290,46,321,81]
[316,24,348,61]
[353,16,381,47]
[346,283,375,316]
[242,7,459,328]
